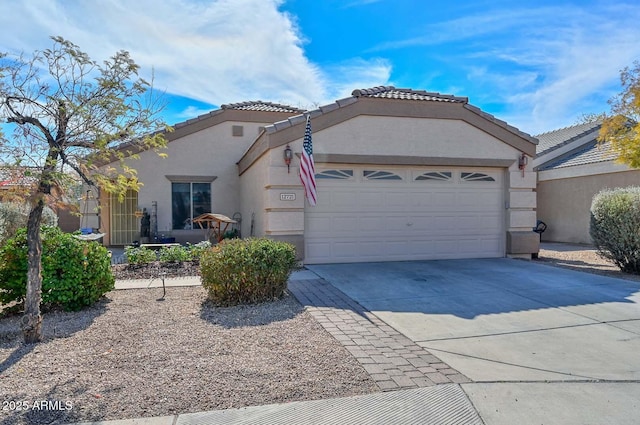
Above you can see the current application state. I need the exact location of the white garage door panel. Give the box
[305,167,505,264]
[307,237,501,263]
[312,212,501,238]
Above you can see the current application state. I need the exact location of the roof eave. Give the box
[533,128,601,170]
[238,93,538,174]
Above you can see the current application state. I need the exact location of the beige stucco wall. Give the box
[239,149,306,258]
[506,163,537,231]
[239,152,269,238]
[103,120,265,244]
[244,114,538,259]
[537,168,640,244]
[314,116,520,159]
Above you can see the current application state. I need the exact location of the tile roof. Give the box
[173,101,304,130]
[263,86,536,144]
[351,86,468,103]
[535,120,601,156]
[539,141,618,170]
[221,101,306,114]
[0,167,39,188]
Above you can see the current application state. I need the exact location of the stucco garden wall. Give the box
[537,168,640,244]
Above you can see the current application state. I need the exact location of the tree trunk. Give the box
[22,197,45,344]
[21,145,58,344]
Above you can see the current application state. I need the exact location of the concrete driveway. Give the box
[307,258,640,424]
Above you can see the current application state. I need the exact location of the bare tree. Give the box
[0,36,168,343]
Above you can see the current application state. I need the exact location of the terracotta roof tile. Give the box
[352,86,467,103]
[0,167,39,187]
[171,101,305,130]
[262,86,534,145]
[221,101,305,114]
[462,104,537,144]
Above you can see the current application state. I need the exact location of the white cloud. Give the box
[342,0,384,8]
[503,17,640,134]
[470,6,640,134]
[0,0,390,111]
[368,7,557,52]
[323,58,393,101]
[14,0,636,136]
[369,3,640,134]
[175,105,216,120]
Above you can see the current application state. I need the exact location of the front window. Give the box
[172,182,211,229]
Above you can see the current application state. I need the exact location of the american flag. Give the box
[300,115,317,206]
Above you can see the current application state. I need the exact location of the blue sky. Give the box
[1,0,639,135]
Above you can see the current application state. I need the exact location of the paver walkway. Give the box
[288,277,470,391]
[113,271,469,391]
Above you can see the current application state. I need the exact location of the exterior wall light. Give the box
[284,144,293,173]
[518,153,528,177]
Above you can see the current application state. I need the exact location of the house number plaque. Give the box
[280,193,296,201]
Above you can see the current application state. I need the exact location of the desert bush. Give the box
[0,226,114,311]
[200,238,298,306]
[159,244,190,263]
[0,202,58,246]
[125,245,157,265]
[590,187,640,273]
[186,241,212,262]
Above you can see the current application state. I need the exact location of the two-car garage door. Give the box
[304,166,505,264]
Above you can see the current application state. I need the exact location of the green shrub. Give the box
[590,187,640,273]
[186,241,212,262]
[0,226,114,311]
[125,245,157,265]
[200,238,298,306]
[0,202,58,247]
[159,244,190,262]
[222,228,239,240]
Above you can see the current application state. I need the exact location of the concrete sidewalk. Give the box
[72,385,482,425]
[67,382,640,425]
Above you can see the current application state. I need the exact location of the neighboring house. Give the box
[99,86,540,263]
[0,166,37,199]
[534,120,640,244]
[0,166,80,233]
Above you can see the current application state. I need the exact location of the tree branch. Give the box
[4,97,56,146]
[58,149,94,186]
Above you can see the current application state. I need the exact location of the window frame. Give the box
[167,177,215,230]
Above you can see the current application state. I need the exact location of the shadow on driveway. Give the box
[304,258,640,320]
[300,258,640,382]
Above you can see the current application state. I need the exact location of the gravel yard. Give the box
[2,242,638,425]
[0,287,377,425]
[536,242,640,282]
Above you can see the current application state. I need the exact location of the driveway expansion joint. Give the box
[289,278,471,391]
